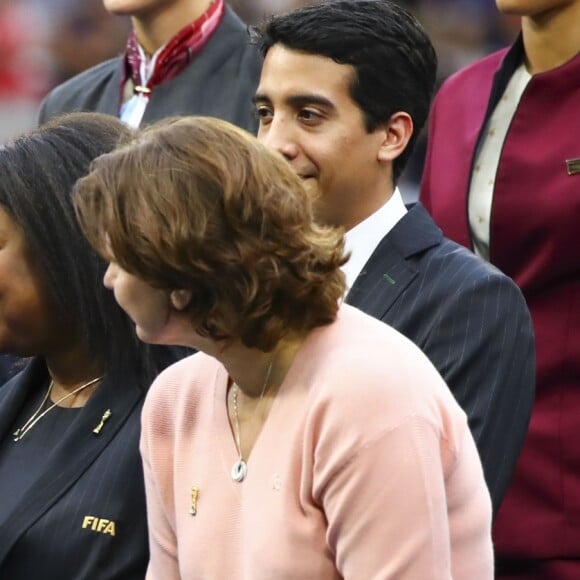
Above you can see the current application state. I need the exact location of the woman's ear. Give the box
[170,289,192,311]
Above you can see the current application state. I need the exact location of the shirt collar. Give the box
[342,188,407,292]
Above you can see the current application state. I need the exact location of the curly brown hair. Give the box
[74,116,347,351]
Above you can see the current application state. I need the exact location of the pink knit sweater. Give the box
[141,305,493,579]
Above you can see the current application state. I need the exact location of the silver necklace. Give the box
[13,376,103,442]
[230,359,274,483]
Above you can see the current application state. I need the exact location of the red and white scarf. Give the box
[120,0,225,126]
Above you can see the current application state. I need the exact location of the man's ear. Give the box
[377,111,413,163]
[170,289,192,311]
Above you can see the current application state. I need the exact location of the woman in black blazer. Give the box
[0,112,182,579]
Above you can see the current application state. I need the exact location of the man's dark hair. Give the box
[254,0,437,182]
[0,112,181,386]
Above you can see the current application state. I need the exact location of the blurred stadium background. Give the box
[0,0,519,192]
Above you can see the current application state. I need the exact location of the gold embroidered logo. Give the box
[82,515,116,536]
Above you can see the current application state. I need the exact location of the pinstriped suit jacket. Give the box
[0,358,149,579]
[347,203,535,514]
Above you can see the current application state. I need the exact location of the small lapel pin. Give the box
[190,486,199,516]
[566,158,580,176]
[383,273,396,285]
[93,409,112,435]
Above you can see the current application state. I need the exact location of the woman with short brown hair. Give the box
[76,116,345,350]
[75,116,493,579]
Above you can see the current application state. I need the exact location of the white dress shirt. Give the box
[342,188,407,292]
[120,44,164,128]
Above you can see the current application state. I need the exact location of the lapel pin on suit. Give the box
[383,273,396,285]
[93,409,112,435]
[566,158,580,175]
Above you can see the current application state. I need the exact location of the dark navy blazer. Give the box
[0,358,148,579]
[38,6,262,134]
[347,203,535,514]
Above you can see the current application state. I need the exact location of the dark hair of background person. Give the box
[0,112,179,386]
[253,0,438,183]
[74,116,347,352]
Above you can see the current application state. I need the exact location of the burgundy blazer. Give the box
[421,37,580,564]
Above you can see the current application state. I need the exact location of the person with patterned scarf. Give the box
[38,0,261,131]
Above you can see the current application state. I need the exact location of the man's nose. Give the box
[258,116,300,161]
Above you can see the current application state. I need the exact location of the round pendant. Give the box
[231,459,248,482]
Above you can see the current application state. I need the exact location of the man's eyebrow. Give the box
[253,93,335,110]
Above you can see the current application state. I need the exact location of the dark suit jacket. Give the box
[347,203,535,514]
[0,358,148,579]
[38,7,262,133]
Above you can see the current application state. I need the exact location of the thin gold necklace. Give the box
[230,359,274,483]
[13,376,103,442]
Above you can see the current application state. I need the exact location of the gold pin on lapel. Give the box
[190,486,199,516]
[93,409,112,435]
[566,158,580,176]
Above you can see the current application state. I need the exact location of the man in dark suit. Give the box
[252,0,535,514]
[38,0,261,131]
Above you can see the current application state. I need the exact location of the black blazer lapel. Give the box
[0,369,143,562]
[346,241,418,320]
[0,359,47,443]
[346,203,442,321]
